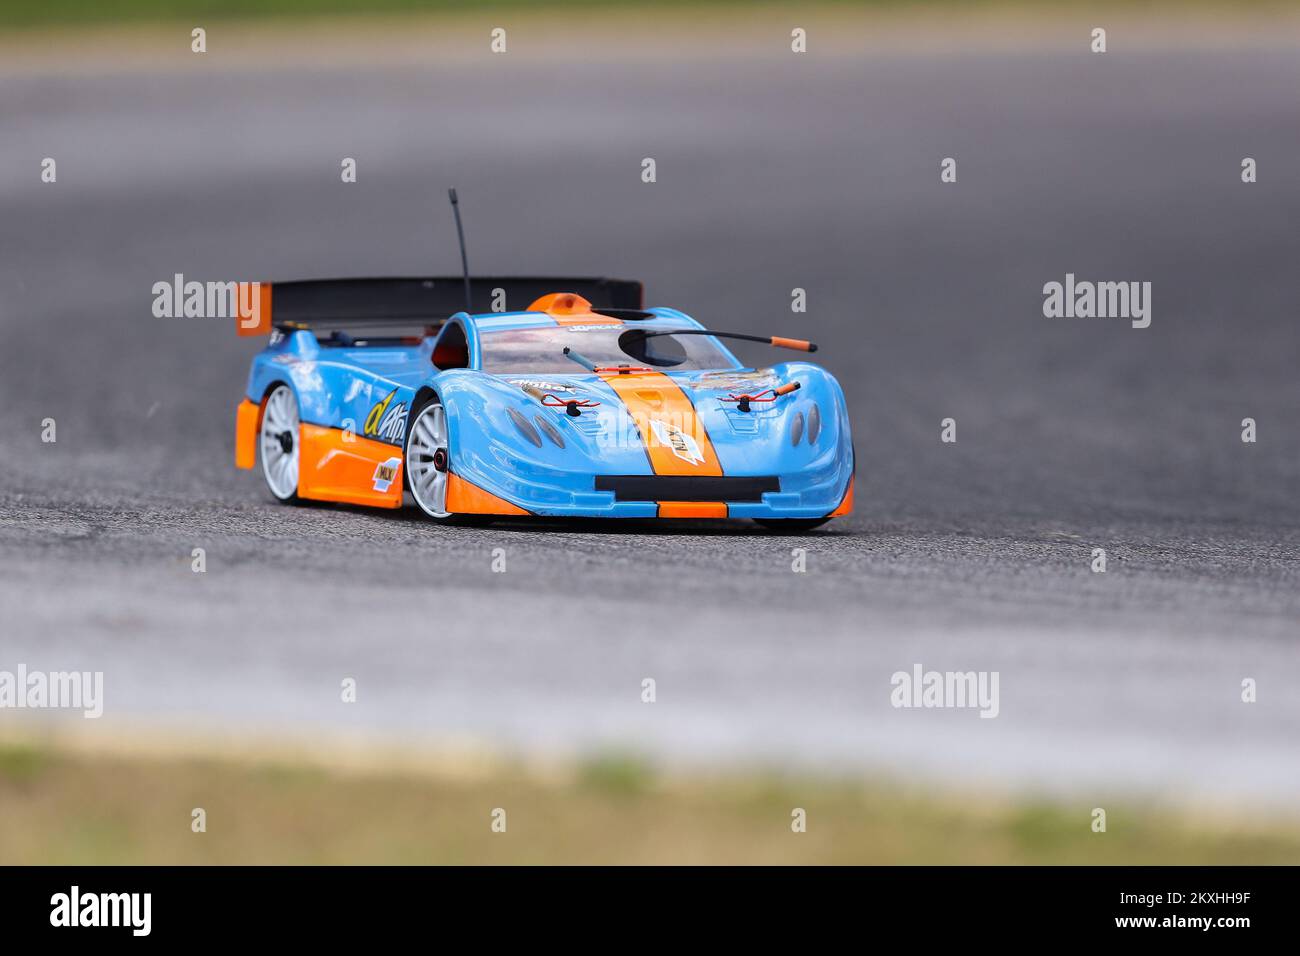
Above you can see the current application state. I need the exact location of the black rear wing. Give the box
[236,276,643,336]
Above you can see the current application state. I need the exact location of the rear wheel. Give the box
[753,517,831,533]
[260,384,300,502]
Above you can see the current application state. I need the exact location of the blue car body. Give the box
[237,291,854,524]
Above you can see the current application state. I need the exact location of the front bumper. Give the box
[448,469,854,520]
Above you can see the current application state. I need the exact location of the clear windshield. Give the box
[480,326,735,375]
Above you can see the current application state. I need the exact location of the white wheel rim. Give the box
[407,401,450,517]
[260,385,300,500]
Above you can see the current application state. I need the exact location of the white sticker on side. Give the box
[372,457,401,492]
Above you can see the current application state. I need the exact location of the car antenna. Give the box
[448,188,472,314]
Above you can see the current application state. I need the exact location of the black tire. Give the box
[403,394,493,526]
[404,394,457,523]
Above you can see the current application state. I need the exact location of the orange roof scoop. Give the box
[529,292,593,314]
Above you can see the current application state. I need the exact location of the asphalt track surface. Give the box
[2,22,1299,807]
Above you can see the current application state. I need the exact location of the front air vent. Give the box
[535,415,566,449]
[594,475,779,502]
[507,407,543,447]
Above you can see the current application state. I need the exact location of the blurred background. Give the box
[1,0,1299,863]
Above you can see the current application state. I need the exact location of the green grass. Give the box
[2,0,1282,35]
[0,0,808,30]
[0,743,46,782]
[1,742,1298,864]
[6,0,1247,32]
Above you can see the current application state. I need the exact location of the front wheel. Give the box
[405,396,454,521]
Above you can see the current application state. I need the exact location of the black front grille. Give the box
[594,475,779,502]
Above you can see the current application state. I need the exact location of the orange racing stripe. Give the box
[597,370,723,479]
[527,292,730,515]
[596,369,728,517]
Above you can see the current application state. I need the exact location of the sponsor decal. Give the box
[649,418,705,466]
[363,389,408,444]
[506,378,578,394]
[690,369,777,392]
[372,457,401,492]
[560,324,624,332]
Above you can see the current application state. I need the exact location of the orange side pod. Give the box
[235,399,260,469]
[297,425,405,509]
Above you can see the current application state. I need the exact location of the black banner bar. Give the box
[0,866,1286,942]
